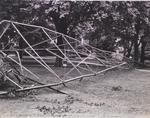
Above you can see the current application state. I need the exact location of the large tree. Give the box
[30,1,97,66]
[88,1,150,65]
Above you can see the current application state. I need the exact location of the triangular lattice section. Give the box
[0,20,127,95]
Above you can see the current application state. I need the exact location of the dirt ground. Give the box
[0,68,150,118]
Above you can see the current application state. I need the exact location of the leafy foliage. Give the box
[0,1,150,65]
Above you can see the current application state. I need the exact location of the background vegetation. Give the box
[0,0,150,66]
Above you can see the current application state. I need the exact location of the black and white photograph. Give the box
[0,0,150,118]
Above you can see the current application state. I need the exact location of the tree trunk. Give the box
[126,41,133,58]
[134,36,139,66]
[53,18,68,67]
[54,35,65,67]
[48,9,69,67]
[19,39,23,59]
[140,41,147,66]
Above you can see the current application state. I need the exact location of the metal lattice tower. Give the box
[0,20,127,95]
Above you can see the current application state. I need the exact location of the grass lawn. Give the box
[0,67,150,118]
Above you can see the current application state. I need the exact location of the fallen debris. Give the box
[111,86,123,91]
[36,105,71,116]
[0,20,130,97]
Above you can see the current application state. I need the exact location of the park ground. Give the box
[0,67,150,118]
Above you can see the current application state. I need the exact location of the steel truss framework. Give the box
[0,20,127,95]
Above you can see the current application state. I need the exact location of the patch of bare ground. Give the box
[0,68,150,118]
